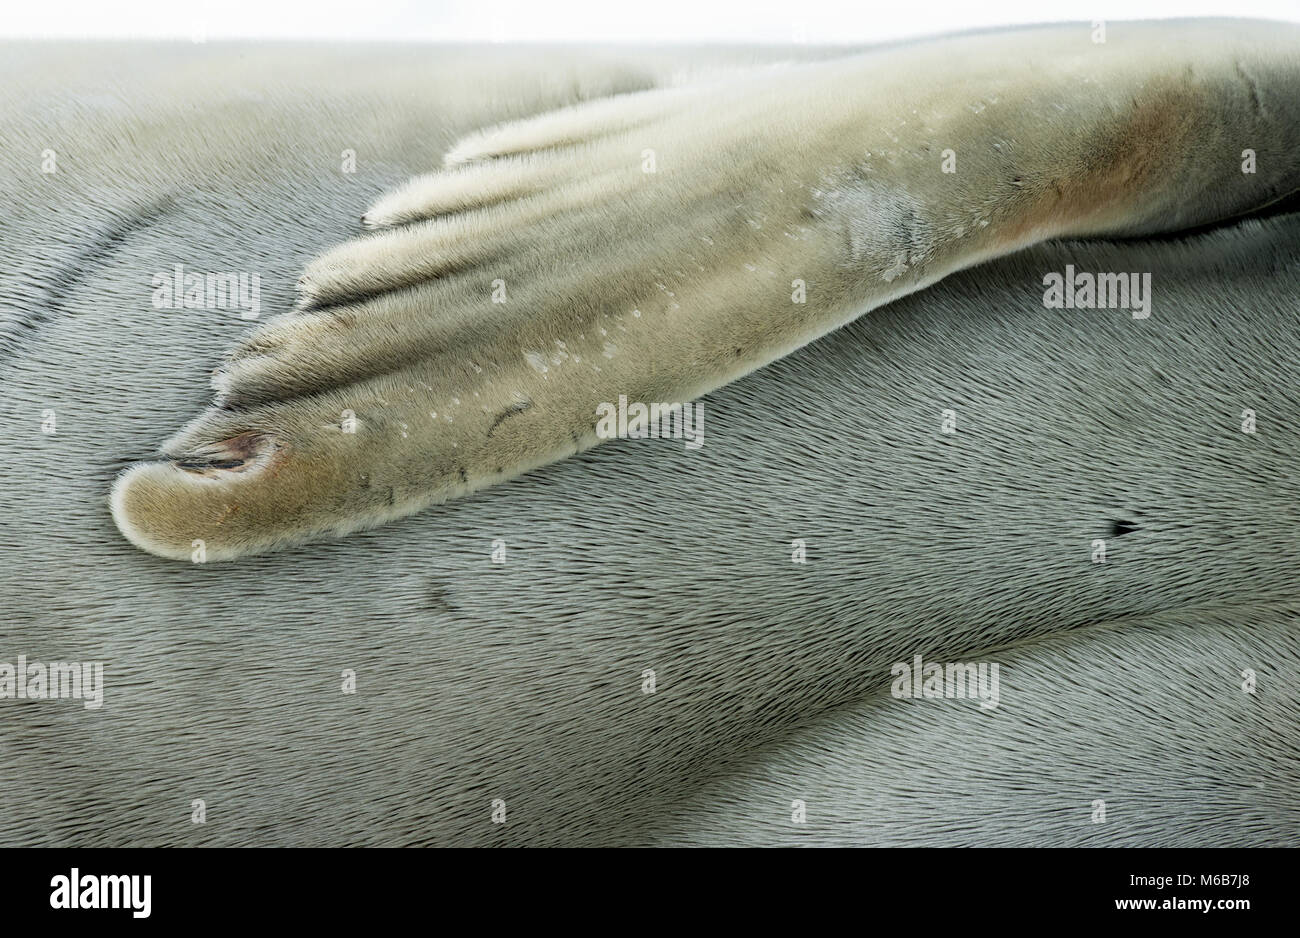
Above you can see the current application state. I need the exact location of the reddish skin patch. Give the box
[176,432,275,476]
[995,80,1200,251]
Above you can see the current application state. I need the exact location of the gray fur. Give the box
[1,32,1298,846]
[642,603,1300,847]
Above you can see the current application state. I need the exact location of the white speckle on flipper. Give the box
[603,342,618,359]
[524,351,549,374]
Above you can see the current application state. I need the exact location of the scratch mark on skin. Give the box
[486,398,533,437]
[1235,60,1266,119]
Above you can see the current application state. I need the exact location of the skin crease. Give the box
[107,18,1300,562]
[3,27,1298,847]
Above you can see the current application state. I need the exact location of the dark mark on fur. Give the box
[0,197,174,368]
[486,398,532,437]
[424,578,457,615]
[176,457,245,471]
[1235,60,1265,119]
[170,432,269,473]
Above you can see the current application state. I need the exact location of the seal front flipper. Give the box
[112,19,1300,560]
